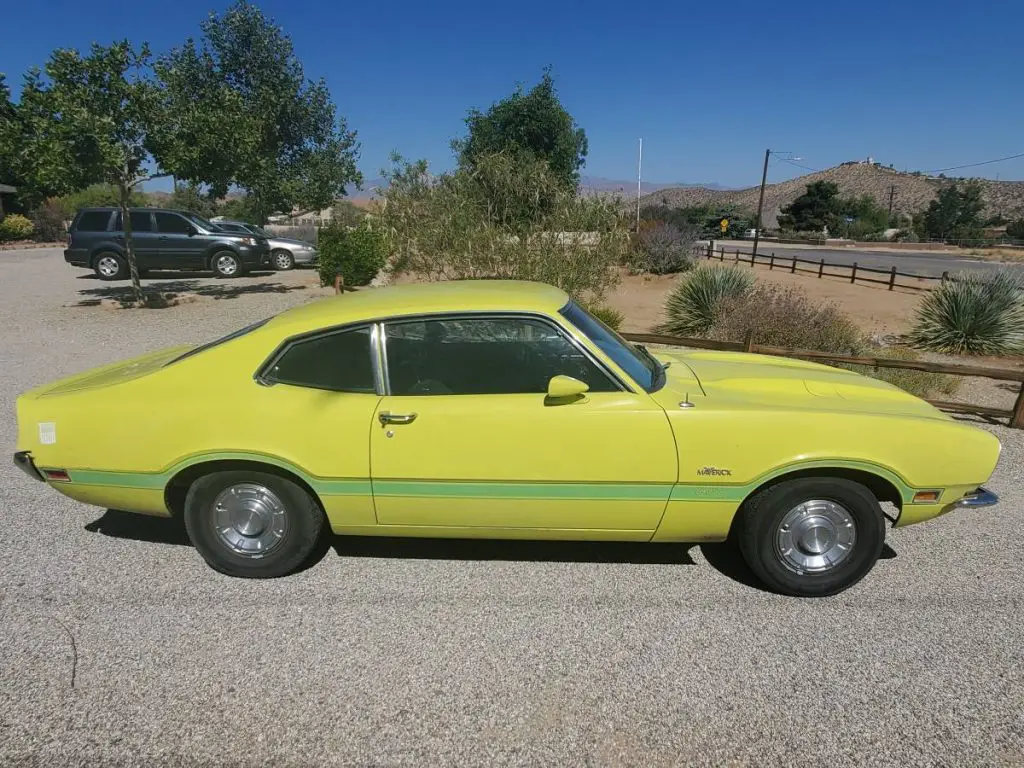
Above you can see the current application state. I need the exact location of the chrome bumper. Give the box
[13,451,45,482]
[952,487,999,509]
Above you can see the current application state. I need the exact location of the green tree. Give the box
[217,196,260,223]
[55,183,148,217]
[153,1,361,224]
[0,74,24,192]
[168,181,217,217]
[840,194,890,238]
[777,181,842,234]
[1006,219,1024,239]
[454,69,588,194]
[922,182,985,241]
[15,43,162,302]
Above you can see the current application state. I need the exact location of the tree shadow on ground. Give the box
[83,509,891,592]
[73,277,307,306]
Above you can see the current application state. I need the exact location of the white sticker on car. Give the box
[39,422,56,445]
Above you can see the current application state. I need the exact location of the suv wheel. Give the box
[94,252,127,281]
[211,251,243,278]
[272,250,295,270]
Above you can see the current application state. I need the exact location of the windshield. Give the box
[187,213,219,232]
[560,301,662,392]
[246,224,271,238]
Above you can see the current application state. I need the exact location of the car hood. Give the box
[268,236,315,248]
[652,349,949,422]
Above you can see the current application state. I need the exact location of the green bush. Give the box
[846,347,960,400]
[908,271,1024,354]
[659,265,754,336]
[584,304,624,331]
[709,284,864,355]
[632,221,697,274]
[0,214,34,242]
[55,183,147,217]
[316,222,387,288]
[29,199,68,242]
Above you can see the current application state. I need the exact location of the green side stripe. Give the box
[69,469,166,490]
[372,480,673,500]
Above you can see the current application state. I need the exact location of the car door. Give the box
[154,212,205,269]
[369,314,678,536]
[113,210,159,268]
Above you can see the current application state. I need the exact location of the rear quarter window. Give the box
[74,211,113,232]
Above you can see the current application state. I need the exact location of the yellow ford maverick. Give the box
[14,281,1000,596]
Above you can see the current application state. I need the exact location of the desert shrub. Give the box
[908,271,1024,354]
[0,214,34,242]
[29,199,68,242]
[709,285,863,354]
[584,304,624,330]
[378,151,628,302]
[316,222,387,287]
[845,346,960,399]
[632,221,697,274]
[893,229,919,243]
[55,183,147,217]
[660,265,754,336]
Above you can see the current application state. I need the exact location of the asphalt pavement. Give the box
[1,248,1022,766]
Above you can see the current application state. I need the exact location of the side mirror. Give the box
[545,375,589,404]
[187,227,197,236]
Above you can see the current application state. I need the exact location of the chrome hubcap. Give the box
[97,256,119,276]
[212,483,288,557]
[216,255,238,275]
[775,499,856,574]
[274,252,291,269]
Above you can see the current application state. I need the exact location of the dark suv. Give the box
[65,208,272,280]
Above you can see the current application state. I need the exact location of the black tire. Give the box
[93,251,127,281]
[183,470,325,578]
[210,250,243,278]
[272,249,295,270]
[737,477,885,597]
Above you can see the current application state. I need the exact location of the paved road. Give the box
[2,249,1023,766]
[713,241,1021,277]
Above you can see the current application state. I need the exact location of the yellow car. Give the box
[13,281,1000,596]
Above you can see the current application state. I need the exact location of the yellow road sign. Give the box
[720,218,729,233]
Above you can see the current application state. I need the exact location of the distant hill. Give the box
[636,163,1024,227]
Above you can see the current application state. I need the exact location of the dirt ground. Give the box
[604,262,925,336]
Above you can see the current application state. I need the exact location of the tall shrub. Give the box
[908,271,1024,355]
[317,222,387,288]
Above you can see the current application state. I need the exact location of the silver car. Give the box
[214,220,318,270]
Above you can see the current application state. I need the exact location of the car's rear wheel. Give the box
[211,250,243,278]
[183,470,325,578]
[272,249,294,270]
[737,477,885,597]
[94,252,127,280]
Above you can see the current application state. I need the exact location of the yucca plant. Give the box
[908,271,1024,355]
[660,265,755,336]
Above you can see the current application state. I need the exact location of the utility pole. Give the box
[887,184,897,219]
[752,148,771,258]
[636,138,643,232]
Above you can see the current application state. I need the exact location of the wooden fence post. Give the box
[719,247,725,262]
[1012,385,1024,429]
[707,241,713,259]
[734,249,739,263]
[790,255,797,273]
[750,251,756,267]
[850,262,858,284]
[888,266,897,291]
[743,329,755,353]
[941,270,949,282]
[818,258,825,278]
[769,253,775,270]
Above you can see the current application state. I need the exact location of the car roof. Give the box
[78,207,202,215]
[266,280,571,334]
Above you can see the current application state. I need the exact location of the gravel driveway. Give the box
[2,249,1022,767]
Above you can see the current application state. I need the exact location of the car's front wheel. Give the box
[183,470,325,578]
[211,250,243,278]
[737,477,885,597]
[272,249,294,270]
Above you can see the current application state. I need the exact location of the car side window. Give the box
[219,223,245,233]
[155,212,194,235]
[75,211,113,232]
[264,327,375,393]
[384,316,617,396]
[113,211,154,232]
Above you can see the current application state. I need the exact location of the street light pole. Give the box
[636,137,643,232]
[752,148,771,258]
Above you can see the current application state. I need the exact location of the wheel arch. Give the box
[164,458,324,517]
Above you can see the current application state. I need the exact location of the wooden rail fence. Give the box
[698,242,948,292]
[621,331,1024,429]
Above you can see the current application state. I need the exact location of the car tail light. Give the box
[43,468,71,482]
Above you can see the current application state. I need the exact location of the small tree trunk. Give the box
[118,182,144,304]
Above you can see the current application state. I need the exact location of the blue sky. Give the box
[4,0,1023,190]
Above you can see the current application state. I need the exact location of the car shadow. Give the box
[73,277,307,306]
[84,510,898,589]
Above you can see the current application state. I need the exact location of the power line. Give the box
[777,157,821,174]
[922,151,1024,174]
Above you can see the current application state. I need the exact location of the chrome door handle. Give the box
[379,411,417,425]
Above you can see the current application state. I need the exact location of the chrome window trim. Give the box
[370,322,386,394]
[254,322,379,394]
[378,311,628,395]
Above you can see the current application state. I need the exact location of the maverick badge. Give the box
[697,466,732,477]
